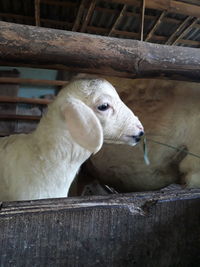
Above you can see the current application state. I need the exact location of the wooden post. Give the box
[0,190,199,266]
[1,21,200,82]
[34,0,41,27]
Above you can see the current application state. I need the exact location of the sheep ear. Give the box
[61,98,103,154]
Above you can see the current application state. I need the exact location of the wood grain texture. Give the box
[0,96,51,105]
[0,190,199,267]
[1,21,200,82]
[0,77,68,87]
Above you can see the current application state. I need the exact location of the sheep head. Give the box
[59,78,144,154]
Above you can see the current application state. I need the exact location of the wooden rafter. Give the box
[108,5,127,37]
[72,0,86,31]
[172,18,199,45]
[165,16,193,45]
[193,24,200,30]
[140,0,145,41]
[41,0,76,8]
[179,39,200,47]
[0,13,199,47]
[0,77,68,87]
[34,0,41,27]
[0,13,73,28]
[95,6,180,25]
[0,96,51,105]
[0,8,182,26]
[145,11,166,42]
[0,114,41,121]
[80,0,97,33]
[112,0,200,18]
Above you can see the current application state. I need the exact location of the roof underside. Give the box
[0,0,200,48]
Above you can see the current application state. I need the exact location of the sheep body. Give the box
[0,125,90,201]
[0,78,143,201]
[90,77,200,191]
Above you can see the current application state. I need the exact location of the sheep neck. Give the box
[32,109,91,167]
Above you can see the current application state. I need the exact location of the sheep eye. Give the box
[97,103,110,111]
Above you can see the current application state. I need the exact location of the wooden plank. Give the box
[0,190,199,266]
[72,0,86,31]
[172,18,199,45]
[80,0,97,33]
[178,38,200,46]
[108,5,127,37]
[110,0,200,18]
[0,77,68,87]
[140,0,145,41]
[0,8,182,26]
[41,0,76,8]
[165,16,193,45]
[2,22,200,82]
[0,96,51,105]
[0,70,19,136]
[35,0,41,27]
[0,13,73,28]
[145,11,166,42]
[0,114,41,121]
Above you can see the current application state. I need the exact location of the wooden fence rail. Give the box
[1,21,200,82]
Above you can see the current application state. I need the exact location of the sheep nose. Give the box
[131,131,144,143]
[139,131,144,137]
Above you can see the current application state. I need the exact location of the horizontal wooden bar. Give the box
[112,0,200,18]
[0,190,199,266]
[0,14,194,45]
[0,131,31,137]
[0,114,41,121]
[0,96,51,105]
[41,0,76,7]
[0,77,68,87]
[1,22,200,81]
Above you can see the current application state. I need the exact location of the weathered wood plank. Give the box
[0,190,199,267]
[1,22,200,82]
[0,96,51,105]
[0,77,68,87]
[0,114,41,121]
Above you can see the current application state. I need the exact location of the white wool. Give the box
[0,78,143,201]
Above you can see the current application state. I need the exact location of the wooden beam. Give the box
[72,0,86,31]
[110,0,200,18]
[145,11,166,42]
[140,0,145,41]
[108,5,127,37]
[0,114,41,121]
[0,9,182,26]
[2,22,200,82]
[0,13,73,28]
[41,0,76,8]
[178,39,200,47]
[34,0,41,27]
[165,16,193,45]
[0,96,51,105]
[0,190,199,266]
[172,18,199,45]
[0,77,68,87]
[80,0,96,33]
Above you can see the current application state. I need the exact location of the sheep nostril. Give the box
[139,131,144,137]
[135,137,141,143]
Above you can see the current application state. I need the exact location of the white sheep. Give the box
[0,78,143,201]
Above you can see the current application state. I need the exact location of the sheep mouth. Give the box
[104,136,141,146]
